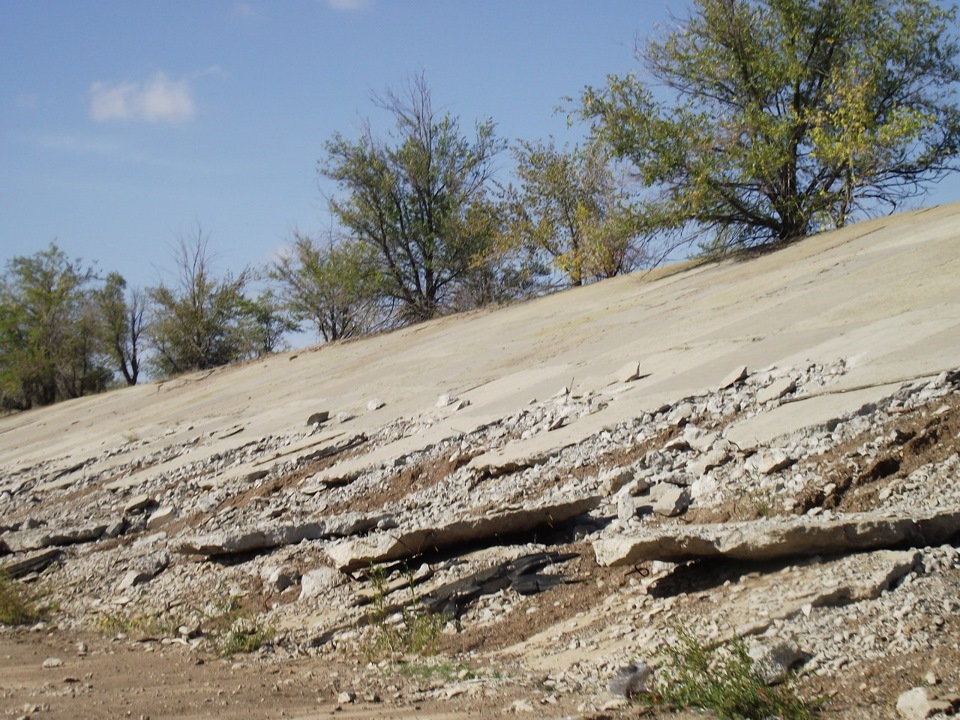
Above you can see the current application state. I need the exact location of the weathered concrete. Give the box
[327,496,601,571]
[594,507,960,566]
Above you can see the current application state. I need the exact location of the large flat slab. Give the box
[594,506,960,566]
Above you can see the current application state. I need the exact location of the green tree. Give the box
[270,233,383,342]
[92,272,145,386]
[502,140,645,286]
[0,243,109,409]
[580,0,960,250]
[146,231,257,376]
[241,290,298,357]
[320,75,505,322]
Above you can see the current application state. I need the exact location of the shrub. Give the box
[646,628,812,720]
[0,571,49,625]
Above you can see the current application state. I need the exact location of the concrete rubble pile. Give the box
[2,205,960,717]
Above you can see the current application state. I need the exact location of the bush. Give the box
[0,571,49,625]
[366,565,445,658]
[646,628,812,720]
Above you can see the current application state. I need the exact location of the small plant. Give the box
[365,564,445,659]
[207,594,275,657]
[0,571,49,625]
[645,628,812,720]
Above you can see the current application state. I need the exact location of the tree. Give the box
[146,231,257,376]
[241,290,298,357]
[93,272,145,386]
[0,243,109,409]
[320,75,505,322]
[580,0,960,250]
[270,233,383,342]
[502,140,646,286]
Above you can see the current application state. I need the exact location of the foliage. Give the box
[94,592,273,656]
[92,272,145,386]
[320,75,505,322]
[0,243,111,410]
[580,0,960,251]
[502,139,647,286]
[146,230,260,376]
[0,571,51,625]
[207,594,275,656]
[647,628,811,720]
[270,232,385,341]
[365,564,445,658]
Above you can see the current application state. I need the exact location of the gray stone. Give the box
[653,485,690,517]
[747,449,794,475]
[896,686,959,719]
[757,377,796,404]
[608,661,652,697]
[299,567,344,599]
[616,493,638,523]
[42,657,63,668]
[146,506,176,530]
[594,507,960,566]
[118,552,169,591]
[123,494,154,514]
[719,365,748,390]
[307,411,330,426]
[747,638,806,684]
[599,467,635,497]
[366,398,385,411]
[260,565,298,592]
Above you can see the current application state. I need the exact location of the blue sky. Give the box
[2,0,959,297]
[1,0,676,290]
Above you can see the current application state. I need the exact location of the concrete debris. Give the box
[594,507,960,566]
[651,485,690,517]
[174,513,389,557]
[307,411,330,426]
[746,637,807,684]
[1,523,108,553]
[118,552,169,591]
[896,686,960,719]
[327,497,600,571]
[608,662,652,697]
[719,365,749,390]
[0,548,62,579]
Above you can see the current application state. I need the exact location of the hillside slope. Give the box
[2,204,960,719]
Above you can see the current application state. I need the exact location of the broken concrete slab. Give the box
[594,506,960,566]
[118,552,169,591]
[327,496,601,572]
[0,548,62,578]
[757,377,796,405]
[724,383,903,450]
[174,512,391,557]
[719,365,749,390]
[1,523,109,553]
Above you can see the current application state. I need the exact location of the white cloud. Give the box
[325,0,371,11]
[89,72,195,124]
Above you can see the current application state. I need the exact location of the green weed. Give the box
[645,628,812,720]
[365,564,445,659]
[0,571,49,625]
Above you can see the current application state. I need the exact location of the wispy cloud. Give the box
[89,72,196,124]
[325,0,371,11]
